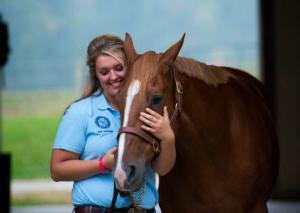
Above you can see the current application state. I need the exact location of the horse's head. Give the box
[113,33,184,192]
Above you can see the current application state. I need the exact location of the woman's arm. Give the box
[50,147,117,181]
[151,133,176,176]
[139,107,176,176]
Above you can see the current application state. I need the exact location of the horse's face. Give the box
[114,33,184,192]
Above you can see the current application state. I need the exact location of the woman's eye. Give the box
[114,64,124,71]
[98,68,109,75]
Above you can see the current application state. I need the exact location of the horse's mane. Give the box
[174,57,268,103]
[128,52,266,108]
[175,56,235,86]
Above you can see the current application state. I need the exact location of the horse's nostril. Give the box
[126,165,136,185]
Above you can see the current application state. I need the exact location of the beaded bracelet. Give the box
[98,157,110,173]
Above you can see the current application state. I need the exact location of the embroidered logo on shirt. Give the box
[95,116,111,129]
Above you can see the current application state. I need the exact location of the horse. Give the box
[113,33,279,213]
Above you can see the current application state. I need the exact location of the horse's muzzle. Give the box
[114,162,145,192]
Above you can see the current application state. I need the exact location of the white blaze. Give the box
[114,80,141,188]
[155,173,162,213]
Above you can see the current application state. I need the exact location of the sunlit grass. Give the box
[2,89,77,117]
[3,115,61,179]
[2,89,77,179]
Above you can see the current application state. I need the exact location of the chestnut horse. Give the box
[114,33,279,213]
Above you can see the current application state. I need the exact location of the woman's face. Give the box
[95,54,127,99]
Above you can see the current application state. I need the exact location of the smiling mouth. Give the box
[111,82,122,87]
[110,80,123,88]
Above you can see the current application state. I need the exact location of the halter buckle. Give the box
[175,103,178,110]
[152,142,160,154]
[176,80,183,94]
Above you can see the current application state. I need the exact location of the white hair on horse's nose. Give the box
[155,173,162,213]
[115,80,141,185]
[114,134,127,188]
[121,80,141,127]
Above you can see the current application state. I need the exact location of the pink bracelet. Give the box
[98,157,110,173]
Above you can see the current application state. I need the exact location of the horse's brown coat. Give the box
[115,33,279,213]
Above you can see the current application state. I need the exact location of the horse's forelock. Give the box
[129,52,160,106]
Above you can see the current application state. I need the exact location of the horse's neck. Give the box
[175,57,266,102]
[173,57,230,130]
[172,59,233,157]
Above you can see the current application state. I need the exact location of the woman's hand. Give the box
[139,106,176,176]
[139,106,175,143]
[102,147,118,169]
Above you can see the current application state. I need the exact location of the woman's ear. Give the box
[124,33,138,64]
[159,34,185,67]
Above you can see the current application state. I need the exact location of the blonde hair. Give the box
[82,34,125,99]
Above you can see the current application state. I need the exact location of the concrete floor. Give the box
[12,200,300,213]
[267,200,300,213]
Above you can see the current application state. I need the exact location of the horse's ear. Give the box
[160,33,185,66]
[124,33,138,64]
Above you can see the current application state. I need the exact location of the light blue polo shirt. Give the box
[53,91,158,208]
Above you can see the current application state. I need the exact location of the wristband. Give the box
[98,157,110,173]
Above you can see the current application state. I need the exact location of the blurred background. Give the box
[0,0,299,212]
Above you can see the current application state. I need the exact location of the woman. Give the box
[50,34,176,212]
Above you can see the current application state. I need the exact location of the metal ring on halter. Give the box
[152,142,160,154]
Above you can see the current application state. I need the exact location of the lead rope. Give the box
[111,182,146,212]
[128,183,145,213]
[111,182,119,210]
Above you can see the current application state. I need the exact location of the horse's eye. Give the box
[150,95,162,106]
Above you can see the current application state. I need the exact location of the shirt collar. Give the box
[91,90,113,111]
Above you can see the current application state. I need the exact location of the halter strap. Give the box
[170,65,183,123]
[118,127,160,154]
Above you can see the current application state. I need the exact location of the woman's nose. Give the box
[109,70,118,80]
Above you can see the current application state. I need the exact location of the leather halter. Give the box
[118,126,161,154]
[117,66,183,154]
